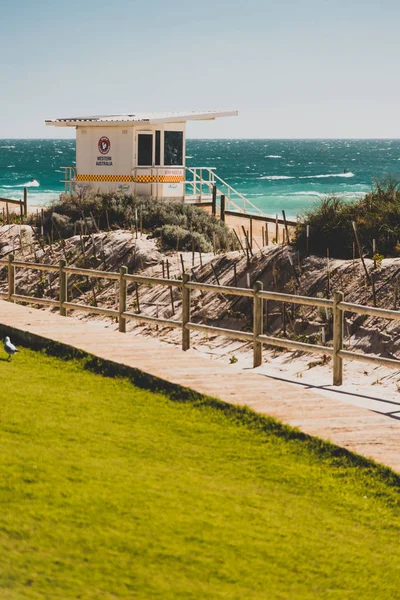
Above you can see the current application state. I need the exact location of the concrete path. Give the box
[1,300,400,473]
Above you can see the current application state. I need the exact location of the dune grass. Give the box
[0,348,400,599]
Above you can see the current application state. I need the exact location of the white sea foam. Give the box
[4,179,40,188]
[299,172,355,179]
[0,145,15,149]
[294,191,365,199]
[258,175,295,180]
[265,155,282,159]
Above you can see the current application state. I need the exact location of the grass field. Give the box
[0,348,400,599]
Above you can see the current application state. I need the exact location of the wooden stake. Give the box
[119,266,127,332]
[7,254,14,302]
[233,228,246,255]
[326,248,330,297]
[352,221,376,306]
[59,260,68,317]
[212,185,217,217]
[135,282,141,314]
[275,214,278,244]
[282,210,290,245]
[211,263,220,285]
[23,187,27,217]
[220,194,226,222]
[253,280,263,367]
[282,303,287,336]
[373,238,376,269]
[241,226,253,257]
[182,273,191,351]
[166,260,175,315]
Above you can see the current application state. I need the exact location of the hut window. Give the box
[155,130,161,166]
[137,134,153,166]
[164,131,183,166]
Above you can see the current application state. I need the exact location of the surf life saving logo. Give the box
[98,136,111,155]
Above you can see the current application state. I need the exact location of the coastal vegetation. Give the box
[294,178,400,258]
[1,348,400,598]
[33,192,232,253]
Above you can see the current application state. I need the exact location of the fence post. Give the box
[182,273,191,351]
[212,185,217,217]
[220,194,226,222]
[7,254,14,302]
[119,266,128,333]
[333,290,344,386]
[253,280,263,367]
[59,259,67,316]
[23,187,27,217]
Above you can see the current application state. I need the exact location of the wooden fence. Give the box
[0,188,28,221]
[1,255,400,386]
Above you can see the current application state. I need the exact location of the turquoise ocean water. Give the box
[2,139,400,218]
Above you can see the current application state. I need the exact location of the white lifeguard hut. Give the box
[45,110,237,202]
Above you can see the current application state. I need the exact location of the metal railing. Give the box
[61,166,77,194]
[185,167,265,216]
[1,255,400,386]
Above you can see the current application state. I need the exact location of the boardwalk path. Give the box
[1,300,400,473]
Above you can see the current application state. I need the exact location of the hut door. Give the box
[137,133,153,166]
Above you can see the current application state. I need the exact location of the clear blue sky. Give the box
[1,0,400,138]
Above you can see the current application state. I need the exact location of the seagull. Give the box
[4,337,18,361]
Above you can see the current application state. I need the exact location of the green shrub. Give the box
[294,178,400,258]
[28,192,231,252]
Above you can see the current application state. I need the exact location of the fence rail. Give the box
[2,256,400,386]
[0,188,28,220]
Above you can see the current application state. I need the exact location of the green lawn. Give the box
[0,348,399,599]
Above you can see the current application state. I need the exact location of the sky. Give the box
[1,0,400,139]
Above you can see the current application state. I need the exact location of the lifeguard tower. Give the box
[45,110,238,202]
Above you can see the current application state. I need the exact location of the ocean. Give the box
[1,139,400,218]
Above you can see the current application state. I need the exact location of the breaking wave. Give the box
[4,179,40,188]
[258,175,295,180]
[299,172,355,179]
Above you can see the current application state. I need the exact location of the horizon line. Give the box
[2,137,400,141]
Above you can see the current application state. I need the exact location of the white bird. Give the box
[4,336,18,361]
